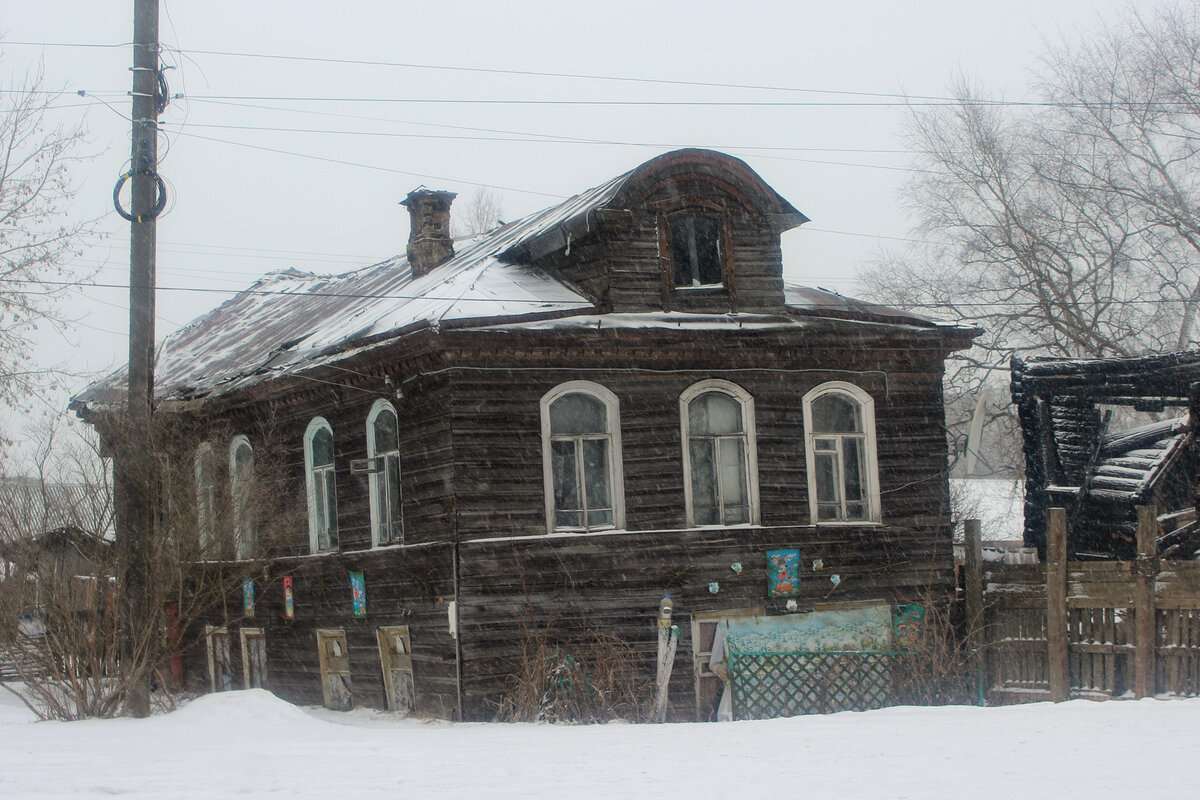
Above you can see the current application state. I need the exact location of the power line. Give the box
[184,98,912,154]
[163,119,912,156]
[0,40,992,103]
[12,86,1195,110]
[173,93,1063,108]
[163,122,917,176]
[1,275,1193,310]
[169,130,566,198]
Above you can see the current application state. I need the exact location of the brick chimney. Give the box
[401,188,457,278]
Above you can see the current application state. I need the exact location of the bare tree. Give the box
[0,413,302,719]
[452,187,504,237]
[863,3,1200,470]
[0,64,94,445]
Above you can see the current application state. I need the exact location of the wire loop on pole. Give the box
[113,170,167,222]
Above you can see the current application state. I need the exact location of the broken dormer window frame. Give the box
[664,207,729,289]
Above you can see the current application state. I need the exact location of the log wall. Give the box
[182,543,458,717]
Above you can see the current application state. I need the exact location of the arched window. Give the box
[680,380,759,527]
[367,400,403,546]
[803,382,880,523]
[540,382,625,532]
[194,442,217,548]
[229,436,255,558]
[304,417,339,552]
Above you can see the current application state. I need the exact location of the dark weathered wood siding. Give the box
[151,150,966,717]
[184,544,458,717]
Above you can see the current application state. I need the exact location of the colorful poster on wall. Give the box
[350,571,367,618]
[282,576,295,621]
[766,549,801,597]
[242,579,255,618]
[893,604,926,652]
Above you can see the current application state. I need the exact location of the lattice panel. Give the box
[728,651,895,720]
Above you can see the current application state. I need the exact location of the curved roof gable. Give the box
[499,149,808,263]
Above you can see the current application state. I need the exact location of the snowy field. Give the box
[3,689,1199,799]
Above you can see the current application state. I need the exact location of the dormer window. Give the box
[669,213,724,287]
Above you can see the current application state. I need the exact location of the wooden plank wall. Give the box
[444,324,955,540]
[532,180,786,315]
[182,543,458,717]
[457,525,952,720]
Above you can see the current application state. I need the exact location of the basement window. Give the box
[669,213,724,288]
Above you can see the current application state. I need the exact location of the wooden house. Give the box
[74,149,976,719]
[1012,351,1200,560]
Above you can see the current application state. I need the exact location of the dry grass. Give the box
[496,626,655,723]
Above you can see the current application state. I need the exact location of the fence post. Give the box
[963,519,985,705]
[1046,507,1069,702]
[1134,504,1159,699]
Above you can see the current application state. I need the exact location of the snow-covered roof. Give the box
[74,199,604,408]
[73,149,958,411]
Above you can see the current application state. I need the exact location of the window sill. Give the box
[811,520,883,527]
[549,525,621,535]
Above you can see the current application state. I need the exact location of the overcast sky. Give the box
[0,0,1147,451]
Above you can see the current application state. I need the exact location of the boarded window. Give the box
[206,626,233,692]
[240,628,267,689]
[377,626,415,713]
[669,214,723,287]
[316,629,352,710]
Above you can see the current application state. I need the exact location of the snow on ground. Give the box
[3,689,1200,799]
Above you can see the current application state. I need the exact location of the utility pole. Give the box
[116,0,163,718]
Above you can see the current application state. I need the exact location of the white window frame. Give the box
[194,442,217,549]
[366,399,403,547]
[679,379,760,527]
[802,381,881,524]
[539,381,626,533]
[229,435,254,559]
[304,417,339,553]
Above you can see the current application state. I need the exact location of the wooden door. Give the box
[377,626,415,713]
[316,629,353,710]
[240,628,267,689]
[691,607,762,721]
[206,626,234,692]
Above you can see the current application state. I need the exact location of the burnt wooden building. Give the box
[1013,351,1200,560]
[74,149,975,719]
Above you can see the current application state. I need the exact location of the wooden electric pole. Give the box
[117,0,162,717]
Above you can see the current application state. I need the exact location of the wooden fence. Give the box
[965,507,1200,703]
